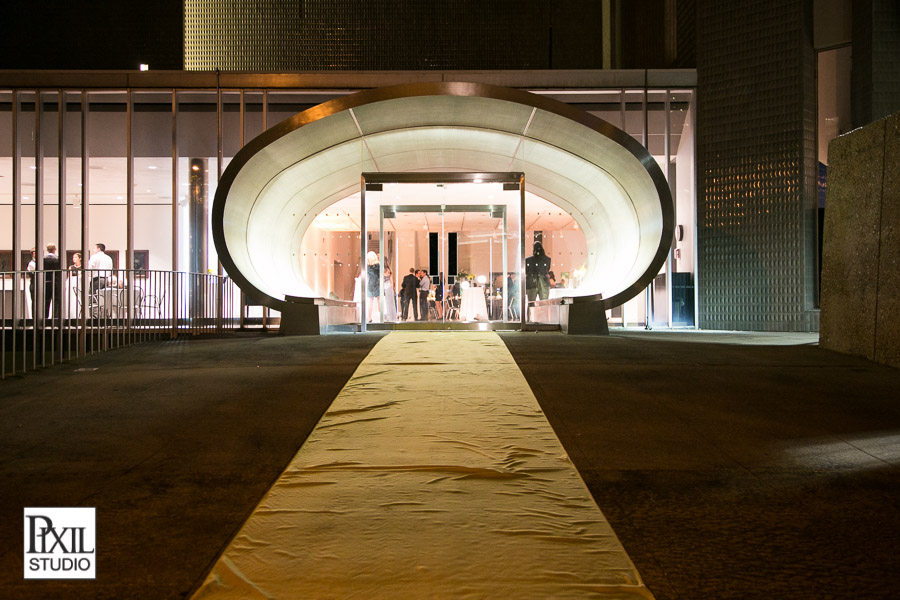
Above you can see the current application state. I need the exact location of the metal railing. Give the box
[1,269,238,379]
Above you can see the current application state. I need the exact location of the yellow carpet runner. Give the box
[193,331,653,599]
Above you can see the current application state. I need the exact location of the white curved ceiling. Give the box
[215,83,672,309]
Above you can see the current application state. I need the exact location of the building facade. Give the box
[0,70,697,329]
[4,1,898,332]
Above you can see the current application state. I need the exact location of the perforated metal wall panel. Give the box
[184,0,609,71]
[696,0,819,331]
[184,0,303,71]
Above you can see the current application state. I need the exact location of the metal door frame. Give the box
[360,172,525,332]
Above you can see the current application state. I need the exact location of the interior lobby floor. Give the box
[2,329,900,599]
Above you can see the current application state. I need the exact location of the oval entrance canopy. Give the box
[213,81,673,311]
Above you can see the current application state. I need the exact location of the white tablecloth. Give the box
[459,287,489,321]
[548,287,576,299]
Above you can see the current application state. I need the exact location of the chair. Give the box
[507,301,520,320]
[447,296,460,321]
[140,290,165,319]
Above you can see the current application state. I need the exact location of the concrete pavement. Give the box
[2,329,899,599]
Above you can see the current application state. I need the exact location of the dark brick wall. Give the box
[696,0,819,331]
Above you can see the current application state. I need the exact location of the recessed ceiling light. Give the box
[148,165,158,170]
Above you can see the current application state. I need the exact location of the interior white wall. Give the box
[674,111,695,273]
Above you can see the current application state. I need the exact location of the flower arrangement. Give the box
[456,269,474,281]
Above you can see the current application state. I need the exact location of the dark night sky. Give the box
[0,1,183,70]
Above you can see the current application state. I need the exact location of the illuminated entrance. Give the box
[212,81,674,334]
[360,172,524,331]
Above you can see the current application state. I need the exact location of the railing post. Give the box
[216,275,224,333]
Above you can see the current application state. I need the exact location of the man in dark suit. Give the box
[400,268,419,321]
[42,243,62,320]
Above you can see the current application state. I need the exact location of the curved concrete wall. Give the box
[213,82,674,311]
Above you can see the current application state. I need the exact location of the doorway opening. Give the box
[361,172,524,331]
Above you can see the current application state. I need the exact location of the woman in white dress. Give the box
[382,266,398,322]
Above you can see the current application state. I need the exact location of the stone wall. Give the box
[820,111,900,368]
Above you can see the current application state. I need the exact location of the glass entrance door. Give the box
[362,175,523,328]
[383,206,509,324]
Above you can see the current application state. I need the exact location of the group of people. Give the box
[359,251,445,323]
[25,242,114,319]
[357,240,560,324]
[399,267,443,322]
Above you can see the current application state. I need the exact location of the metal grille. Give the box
[184,0,303,71]
[184,0,585,71]
[2,269,239,380]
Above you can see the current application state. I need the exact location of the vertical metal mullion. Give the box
[239,90,246,329]
[11,90,20,376]
[360,174,366,333]
[261,90,268,330]
[665,89,673,329]
[20,275,27,373]
[501,208,507,322]
[216,88,224,330]
[519,174,525,331]
[691,90,699,330]
[1,282,5,379]
[379,207,384,320]
[58,90,68,361]
[35,91,44,370]
[620,93,626,325]
[171,90,178,338]
[126,89,135,342]
[80,90,89,355]
[642,85,652,329]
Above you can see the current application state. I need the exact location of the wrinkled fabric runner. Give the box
[193,332,653,599]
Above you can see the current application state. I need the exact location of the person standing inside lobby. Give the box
[69,252,82,272]
[400,268,419,321]
[42,243,61,319]
[507,272,520,320]
[365,251,381,323]
[26,247,36,312]
[88,243,113,292]
[418,269,431,321]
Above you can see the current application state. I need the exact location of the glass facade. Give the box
[1,76,696,330]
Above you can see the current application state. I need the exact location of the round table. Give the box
[459,286,489,321]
